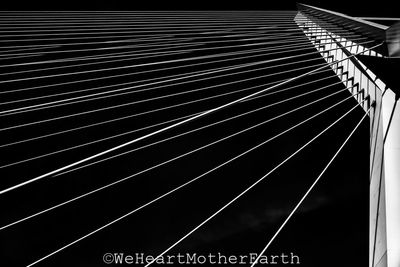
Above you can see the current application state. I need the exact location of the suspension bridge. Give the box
[0,4,398,267]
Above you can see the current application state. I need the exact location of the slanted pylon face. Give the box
[296,4,400,267]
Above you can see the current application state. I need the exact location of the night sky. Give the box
[1,0,398,17]
[0,2,384,266]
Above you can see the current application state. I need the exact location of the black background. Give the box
[0,1,388,266]
[0,0,398,17]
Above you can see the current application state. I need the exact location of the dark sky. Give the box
[1,0,398,18]
[0,3,375,266]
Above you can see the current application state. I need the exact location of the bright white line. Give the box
[0,59,329,131]
[0,41,201,61]
[144,100,365,267]
[358,17,400,21]
[0,44,60,54]
[55,77,349,176]
[0,73,341,168]
[0,77,348,231]
[0,33,313,62]
[0,21,306,33]
[0,39,367,96]
[24,92,361,267]
[0,33,303,77]
[0,43,379,196]
[0,25,303,38]
[250,107,371,267]
[0,27,304,43]
[0,42,317,97]
[0,55,325,115]
[0,68,334,149]
[0,41,369,122]
[0,36,315,78]
[0,39,204,58]
[0,31,296,66]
